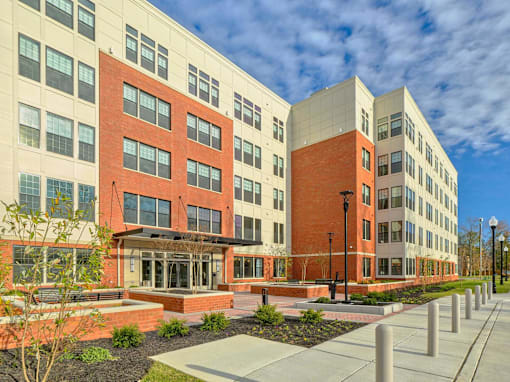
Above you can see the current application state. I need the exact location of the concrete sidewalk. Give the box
[152,293,508,381]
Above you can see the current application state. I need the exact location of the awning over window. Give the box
[113,227,262,247]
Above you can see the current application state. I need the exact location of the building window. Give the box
[211,125,221,150]
[139,143,156,175]
[19,103,40,148]
[273,189,278,210]
[140,196,156,226]
[273,155,278,176]
[126,32,138,64]
[377,117,388,140]
[78,4,95,41]
[78,184,95,221]
[124,192,138,224]
[46,112,73,157]
[362,219,371,240]
[378,155,388,176]
[47,178,73,217]
[362,184,370,206]
[46,0,73,29]
[199,79,210,102]
[391,186,402,208]
[235,215,242,239]
[198,163,210,190]
[279,157,284,178]
[391,258,402,275]
[234,100,242,120]
[391,221,402,242]
[234,256,263,279]
[255,145,261,169]
[243,103,253,126]
[244,217,253,240]
[198,119,210,146]
[279,190,284,211]
[20,0,41,11]
[378,222,389,244]
[157,199,170,228]
[211,209,221,234]
[140,43,155,73]
[362,258,371,277]
[255,183,261,205]
[243,179,253,203]
[273,122,278,140]
[140,91,156,124]
[19,34,40,82]
[378,188,388,210]
[123,83,138,117]
[234,136,242,161]
[243,141,253,165]
[362,148,370,171]
[158,53,168,80]
[279,127,284,143]
[361,108,369,135]
[254,111,261,130]
[158,99,171,130]
[211,85,219,107]
[200,208,211,232]
[273,258,286,278]
[211,167,221,192]
[186,114,220,150]
[279,223,284,244]
[46,47,73,95]
[19,173,40,213]
[273,222,279,244]
[234,176,242,200]
[188,65,197,95]
[187,205,221,234]
[187,205,197,231]
[390,112,402,137]
[158,150,171,179]
[187,114,197,141]
[78,123,94,163]
[123,138,138,170]
[187,160,197,187]
[78,62,95,103]
[391,151,402,173]
[378,258,389,276]
[255,219,261,241]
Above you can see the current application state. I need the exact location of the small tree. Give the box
[180,233,214,294]
[0,195,113,382]
[314,253,329,279]
[266,245,292,280]
[296,256,311,284]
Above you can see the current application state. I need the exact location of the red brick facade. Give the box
[291,130,376,282]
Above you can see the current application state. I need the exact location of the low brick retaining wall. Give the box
[250,284,329,298]
[295,301,404,315]
[218,283,252,292]
[128,289,234,313]
[0,299,163,350]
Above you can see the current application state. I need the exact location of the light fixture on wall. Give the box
[130,256,135,272]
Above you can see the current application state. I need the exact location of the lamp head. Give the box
[479,217,484,222]
[339,190,354,201]
[489,216,498,228]
[505,246,509,253]
[498,234,505,243]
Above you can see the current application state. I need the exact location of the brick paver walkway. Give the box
[162,292,400,324]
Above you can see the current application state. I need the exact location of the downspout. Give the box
[117,238,123,287]
[224,249,228,284]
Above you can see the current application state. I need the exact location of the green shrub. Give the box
[112,324,145,348]
[200,312,230,332]
[440,284,455,291]
[315,296,331,304]
[254,304,284,325]
[79,346,116,364]
[350,293,365,301]
[299,309,324,324]
[363,297,378,305]
[157,318,189,339]
[367,291,384,300]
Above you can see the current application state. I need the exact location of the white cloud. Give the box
[151,0,510,154]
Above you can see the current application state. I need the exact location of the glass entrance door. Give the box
[155,260,164,288]
[168,262,189,288]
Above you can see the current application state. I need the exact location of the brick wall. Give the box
[128,291,234,313]
[291,130,376,282]
[250,284,329,298]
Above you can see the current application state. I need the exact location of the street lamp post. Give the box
[328,232,334,280]
[498,234,505,285]
[340,190,354,303]
[505,247,509,282]
[489,216,498,294]
[479,218,483,278]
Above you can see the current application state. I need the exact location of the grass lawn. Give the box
[141,362,203,382]
[423,277,510,299]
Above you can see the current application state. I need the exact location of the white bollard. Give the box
[475,285,481,311]
[482,283,487,305]
[488,281,493,300]
[428,302,439,357]
[465,289,472,319]
[452,294,460,333]
[376,324,393,382]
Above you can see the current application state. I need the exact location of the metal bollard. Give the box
[262,288,269,305]
[475,285,481,311]
[488,281,493,300]
[465,289,472,319]
[376,324,393,382]
[482,283,487,305]
[452,294,460,333]
[330,282,336,301]
[428,302,439,357]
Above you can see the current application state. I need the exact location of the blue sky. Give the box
[150,0,510,229]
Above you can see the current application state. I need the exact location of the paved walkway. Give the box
[163,292,383,324]
[153,292,509,381]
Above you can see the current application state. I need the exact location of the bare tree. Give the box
[315,253,329,279]
[296,256,311,284]
[180,232,215,294]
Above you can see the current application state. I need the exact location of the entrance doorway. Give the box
[168,262,189,288]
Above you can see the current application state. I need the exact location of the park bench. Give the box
[37,287,83,304]
[82,290,124,301]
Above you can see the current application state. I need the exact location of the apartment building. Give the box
[0,0,457,289]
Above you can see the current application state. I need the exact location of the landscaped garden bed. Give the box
[250,283,329,298]
[0,315,364,381]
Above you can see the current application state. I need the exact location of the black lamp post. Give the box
[505,246,508,282]
[498,234,505,285]
[489,216,498,294]
[340,190,354,303]
[328,232,334,280]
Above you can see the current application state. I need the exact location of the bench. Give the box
[83,290,124,301]
[315,279,344,285]
[286,279,299,284]
[38,287,83,304]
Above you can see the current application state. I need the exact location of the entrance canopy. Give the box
[113,227,262,247]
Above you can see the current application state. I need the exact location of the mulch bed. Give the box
[393,287,436,304]
[0,317,364,382]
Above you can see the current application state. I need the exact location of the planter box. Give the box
[128,289,234,313]
[335,281,415,295]
[218,283,252,292]
[295,300,404,315]
[251,284,329,298]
